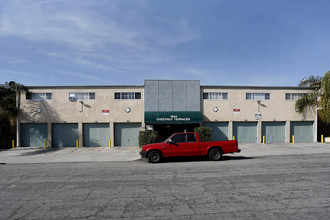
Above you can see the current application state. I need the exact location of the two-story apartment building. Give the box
[17,80,315,147]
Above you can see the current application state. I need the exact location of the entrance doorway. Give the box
[151,124,200,141]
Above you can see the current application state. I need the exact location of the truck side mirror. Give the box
[168,139,174,144]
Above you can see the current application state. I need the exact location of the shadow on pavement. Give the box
[138,155,255,164]
[17,147,62,156]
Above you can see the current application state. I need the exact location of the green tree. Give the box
[193,127,213,142]
[138,130,162,147]
[0,81,28,118]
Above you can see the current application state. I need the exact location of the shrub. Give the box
[194,127,213,142]
[139,130,162,147]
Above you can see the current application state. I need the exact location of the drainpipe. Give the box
[16,90,20,147]
[315,98,318,142]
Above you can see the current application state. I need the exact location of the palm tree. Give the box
[295,71,330,141]
[295,75,322,114]
[319,71,330,124]
[296,71,330,123]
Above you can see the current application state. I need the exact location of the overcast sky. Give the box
[0,0,329,86]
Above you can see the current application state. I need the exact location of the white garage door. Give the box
[114,123,141,146]
[52,123,78,147]
[21,123,47,147]
[233,122,258,143]
[83,123,110,147]
[262,122,286,143]
[290,121,314,143]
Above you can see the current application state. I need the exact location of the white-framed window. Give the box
[26,92,52,100]
[114,92,141,100]
[203,92,228,100]
[285,93,307,100]
[68,92,95,101]
[246,93,270,100]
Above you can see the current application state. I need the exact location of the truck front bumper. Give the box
[140,150,147,158]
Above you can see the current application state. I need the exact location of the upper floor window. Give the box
[246,93,270,100]
[203,92,228,100]
[285,93,307,100]
[26,92,52,100]
[69,92,95,101]
[114,92,141,100]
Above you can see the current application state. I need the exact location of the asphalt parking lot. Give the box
[1,146,330,219]
[0,142,329,164]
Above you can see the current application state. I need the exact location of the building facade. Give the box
[18,80,316,147]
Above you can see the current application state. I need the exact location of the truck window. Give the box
[171,134,186,143]
[187,133,196,142]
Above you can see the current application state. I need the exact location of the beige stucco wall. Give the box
[19,86,144,147]
[19,85,317,145]
[20,86,144,123]
[201,86,316,122]
[201,86,316,143]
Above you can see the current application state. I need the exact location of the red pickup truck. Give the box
[140,132,241,163]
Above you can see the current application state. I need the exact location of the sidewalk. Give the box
[0,143,329,164]
[0,146,141,164]
[239,142,330,157]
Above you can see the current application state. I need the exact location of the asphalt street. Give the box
[1,151,330,219]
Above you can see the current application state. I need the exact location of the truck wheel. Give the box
[208,149,222,161]
[148,151,162,163]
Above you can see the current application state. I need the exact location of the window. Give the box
[68,92,95,101]
[246,93,270,100]
[171,134,186,143]
[187,133,196,142]
[170,133,196,143]
[285,93,307,100]
[26,93,52,100]
[114,92,141,100]
[203,92,228,100]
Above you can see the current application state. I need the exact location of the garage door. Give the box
[114,123,141,146]
[233,122,258,143]
[52,123,78,147]
[203,122,228,141]
[262,122,286,143]
[83,123,110,147]
[290,121,314,143]
[21,123,47,147]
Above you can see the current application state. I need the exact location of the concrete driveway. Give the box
[0,143,329,164]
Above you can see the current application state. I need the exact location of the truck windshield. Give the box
[163,135,172,143]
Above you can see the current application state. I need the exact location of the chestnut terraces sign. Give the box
[145,111,203,124]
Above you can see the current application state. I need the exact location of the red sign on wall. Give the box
[102,110,110,115]
[233,109,240,114]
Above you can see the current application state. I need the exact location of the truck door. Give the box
[164,133,187,156]
[163,133,199,157]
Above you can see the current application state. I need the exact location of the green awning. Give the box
[145,111,203,124]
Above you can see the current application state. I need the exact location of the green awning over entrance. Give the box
[145,111,203,124]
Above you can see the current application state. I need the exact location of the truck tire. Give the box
[208,148,222,161]
[148,151,162,163]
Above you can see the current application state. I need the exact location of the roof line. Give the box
[201,85,312,90]
[26,85,144,89]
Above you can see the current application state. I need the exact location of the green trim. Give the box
[145,111,203,124]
